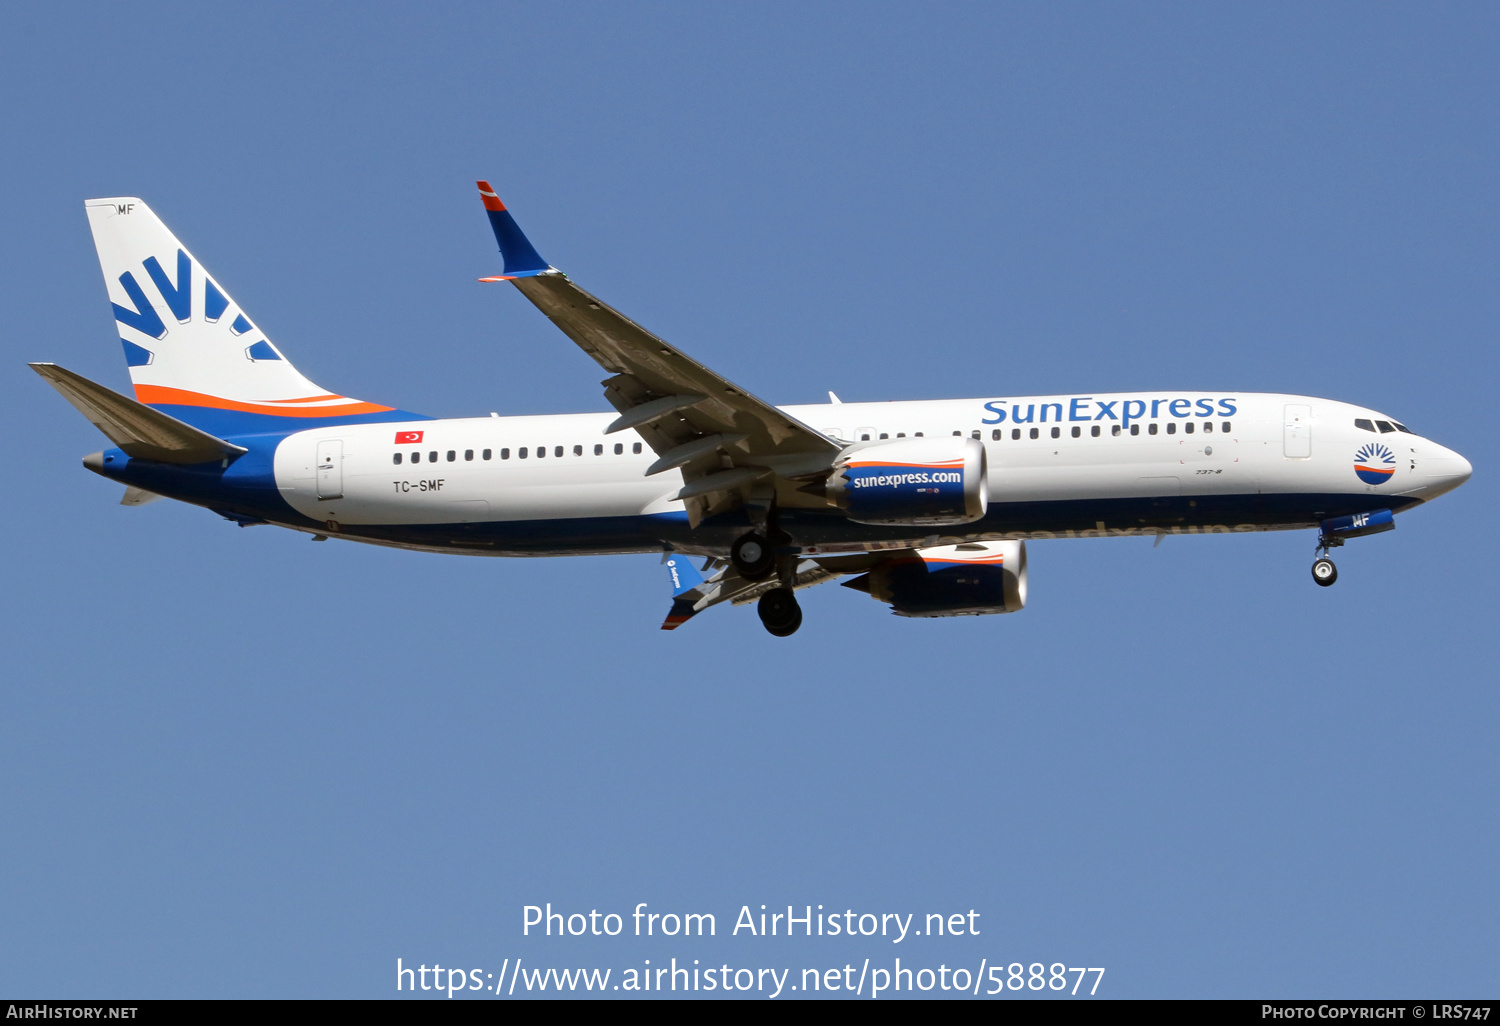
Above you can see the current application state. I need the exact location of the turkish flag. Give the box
[394,431,424,444]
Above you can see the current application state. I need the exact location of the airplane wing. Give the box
[476,182,841,528]
[658,553,850,630]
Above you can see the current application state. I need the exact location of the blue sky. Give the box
[1,2,1496,999]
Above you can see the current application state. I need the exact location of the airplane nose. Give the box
[1453,452,1473,485]
[1423,445,1472,499]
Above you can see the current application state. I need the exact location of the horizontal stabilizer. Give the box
[30,363,247,464]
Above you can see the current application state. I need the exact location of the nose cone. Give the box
[1422,443,1472,500]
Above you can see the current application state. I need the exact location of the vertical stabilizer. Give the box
[85,197,412,433]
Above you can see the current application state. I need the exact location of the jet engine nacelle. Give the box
[825,436,987,526]
[842,541,1027,618]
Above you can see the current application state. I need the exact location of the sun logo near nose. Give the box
[1354,442,1396,485]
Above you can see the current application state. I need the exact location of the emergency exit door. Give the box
[316,440,343,499]
[1283,405,1312,459]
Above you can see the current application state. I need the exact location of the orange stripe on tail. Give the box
[133,385,393,417]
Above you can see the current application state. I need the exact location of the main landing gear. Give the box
[735,511,802,636]
[1311,531,1343,587]
[757,587,802,637]
[730,531,775,581]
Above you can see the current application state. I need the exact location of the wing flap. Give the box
[511,274,836,455]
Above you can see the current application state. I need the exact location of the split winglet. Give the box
[659,554,707,630]
[475,181,551,280]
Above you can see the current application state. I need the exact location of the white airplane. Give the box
[33,183,1472,636]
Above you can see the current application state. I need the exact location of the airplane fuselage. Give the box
[87,390,1470,558]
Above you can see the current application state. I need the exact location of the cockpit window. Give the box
[1394,422,1413,434]
[1354,418,1375,433]
[1376,420,1396,433]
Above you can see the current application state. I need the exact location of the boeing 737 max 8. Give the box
[32,183,1472,635]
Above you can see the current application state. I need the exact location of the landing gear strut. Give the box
[1311,531,1343,587]
[757,587,802,637]
[738,503,801,633]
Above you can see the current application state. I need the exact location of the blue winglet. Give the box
[661,597,698,631]
[476,181,550,278]
[660,555,705,630]
[665,554,705,597]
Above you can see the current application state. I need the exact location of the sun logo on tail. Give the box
[1354,442,1396,485]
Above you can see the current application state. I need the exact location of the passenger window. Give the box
[594,444,603,455]
[1354,418,1375,432]
[1090,425,1100,437]
[992,430,1002,440]
[1112,425,1121,436]
[428,451,438,462]
[914,432,924,437]
[1184,423,1194,434]
[499,448,508,460]
[879,433,889,440]
[896,432,905,438]
[519,447,528,459]
[952,431,961,436]
[614,443,623,454]
[447,450,456,462]
[1203,422,1213,433]
[573,444,583,456]
[1148,423,1158,435]
[971,430,981,440]
[1050,427,1060,439]
[633,442,642,454]
[537,446,546,458]
[1130,424,1140,436]
[1167,423,1176,435]
[1376,421,1396,433]
[1071,426,1080,438]
[1221,421,1231,433]
[1029,428,1039,439]
[392,453,402,464]
[555,446,564,457]
[861,434,871,441]
[483,449,492,460]
[1012,429,1021,440]
[465,449,474,461]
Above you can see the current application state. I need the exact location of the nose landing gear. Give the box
[1311,530,1343,587]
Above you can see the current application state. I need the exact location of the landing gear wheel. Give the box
[757,587,802,637]
[1312,558,1338,587]
[731,531,775,581]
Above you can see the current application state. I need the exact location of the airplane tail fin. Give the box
[84,197,416,435]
